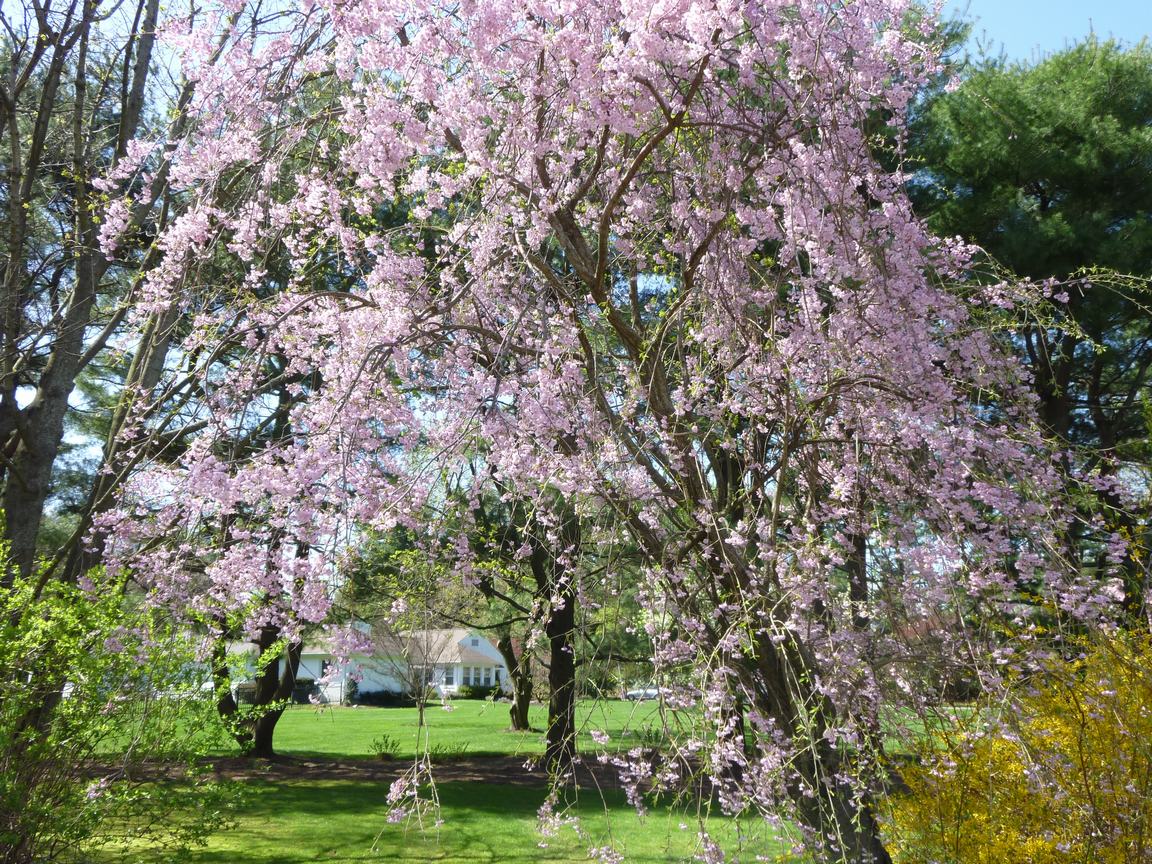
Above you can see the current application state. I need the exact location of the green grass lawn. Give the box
[269,699,691,760]
[134,780,787,863]
[267,698,972,762]
[97,698,971,862]
[92,701,792,862]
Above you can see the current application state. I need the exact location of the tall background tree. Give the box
[0,0,179,582]
[908,36,1152,620]
[0,3,258,858]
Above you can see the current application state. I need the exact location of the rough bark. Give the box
[250,646,300,759]
[527,493,581,774]
[496,632,533,731]
[217,625,303,758]
[543,582,577,772]
[748,632,892,864]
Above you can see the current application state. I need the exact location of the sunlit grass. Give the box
[120,780,788,864]
[270,699,692,760]
[91,698,980,862]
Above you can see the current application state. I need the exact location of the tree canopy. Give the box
[910,37,1152,280]
[4,3,1143,863]
[92,4,1129,862]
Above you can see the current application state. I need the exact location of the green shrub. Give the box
[428,741,470,761]
[291,678,316,703]
[0,562,238,862]
[455,684,496,700]
[886,632,1152,864]
[353,689,414,707]
[369,734,401,760]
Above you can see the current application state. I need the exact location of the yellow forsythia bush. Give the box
[886,633,1152,864]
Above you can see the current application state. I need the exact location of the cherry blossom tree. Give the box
[104,1,1122,860]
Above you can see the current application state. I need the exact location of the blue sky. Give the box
[943,0,1152,62]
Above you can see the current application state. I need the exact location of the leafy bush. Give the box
[887,632,1152,864]
[455,684,496,700]
[369,734,401,760]
[0,564,237,862]
[352,689,415,707]
[428,741,470,761]
[636,723,666,749]
[291,678,317,704]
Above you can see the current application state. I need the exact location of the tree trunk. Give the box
[250,706,284,759]
[789,754,891,864]
[215,626,302,757]
[1,0,164,585]
[525,491,580,775]
[496,632,533,731]
[544,577,577,773]
[748,632,892,864]
[249,629,302,758]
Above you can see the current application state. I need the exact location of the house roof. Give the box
[230,627,504,667]
[377,628,502,665]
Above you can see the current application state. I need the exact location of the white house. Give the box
[294,628,509,703]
